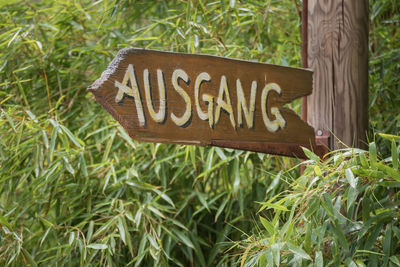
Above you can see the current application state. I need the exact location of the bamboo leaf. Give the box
[321,193,335,218]
[288,243,311,260]
[215,197,229,222]
[240,243,252,267]
[378,133,400,141]
[21,247,37,267]
[87,221,94,243]
[197,192,210,212]
[59,125,84,148]
[302,147,320,162]
[87,243,108,250]
[172,229,194,249]
[345,168,357,188]
[391,139,399,170]
[260,216,274,236]
[389,256,400,266]
[315,251,323,267]
[369,142,378,169]
[376,162,400,181]
[117,217,126,245]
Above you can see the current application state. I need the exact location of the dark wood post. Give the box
[307,0,369,149]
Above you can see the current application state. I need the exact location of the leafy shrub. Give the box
[239,135,400,266]
[0,0,398,266]
[0,1,303,265]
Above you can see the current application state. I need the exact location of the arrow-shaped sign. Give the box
[88,48,319,158]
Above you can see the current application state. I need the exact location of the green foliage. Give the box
[0,0,302,265]
[0,0,398,266]
[239,136,400,266]
[369,0,400,156]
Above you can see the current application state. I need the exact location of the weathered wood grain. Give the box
[307,0,368,149]
[89,48,317,157]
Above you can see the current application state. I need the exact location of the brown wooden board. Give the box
[88,48,317,158]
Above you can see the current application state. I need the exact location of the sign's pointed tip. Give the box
[88,48,136,92]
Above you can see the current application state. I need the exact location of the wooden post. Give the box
[307,0,369,149]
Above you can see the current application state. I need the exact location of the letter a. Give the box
[115,64,146,127]
[215,75,236,128]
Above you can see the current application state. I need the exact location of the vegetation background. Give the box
[0,0,399,266]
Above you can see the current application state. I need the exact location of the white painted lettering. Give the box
[195,72,211,121]
[143,69,166,124]
[171,69,192,127]
[115,64,146,127]
[215,76,236,128]
[261,83,286,132]
[237,79,257,129]
[202,94,214,128]
[116,65,288,132]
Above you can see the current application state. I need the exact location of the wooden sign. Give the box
[88,48,318,158]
